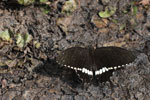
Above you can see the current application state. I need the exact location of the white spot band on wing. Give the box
[57,60,134,76]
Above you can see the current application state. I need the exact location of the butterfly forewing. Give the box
[57,47,94,71]
[56,47,94,82]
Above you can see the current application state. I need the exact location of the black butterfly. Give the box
[56,46,136,83]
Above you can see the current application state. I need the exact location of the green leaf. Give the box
[111,19,118,24]
[41,5,50,14]
[119,24,126,30]
[16,33,32,48]
[132,6,138,15]
[0,29,11,41]
[33,41,41,48]
[131,1,138,16]
[99,7,116,18]
[16,34,24,48]
[24,33,32,44]
[17,0,35,5]
[62,0,78,16]
[40,0,48,3]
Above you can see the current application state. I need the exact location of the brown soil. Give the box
[0,0,150,100]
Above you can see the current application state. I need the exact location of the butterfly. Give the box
[56,46,136,83]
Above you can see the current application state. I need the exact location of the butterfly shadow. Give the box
[33,59,84,88]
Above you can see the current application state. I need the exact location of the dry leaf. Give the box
[91,15,108,28]
[139,0,150,5]
[98,28,109,33]
[5,59,17,68]
[1,79,7,88]
[57,16,73,35]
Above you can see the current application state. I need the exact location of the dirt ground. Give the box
[0,0,150,100]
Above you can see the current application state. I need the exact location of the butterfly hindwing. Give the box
[94,47,136,73]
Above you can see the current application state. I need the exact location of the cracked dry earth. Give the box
[0,0,150,100]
